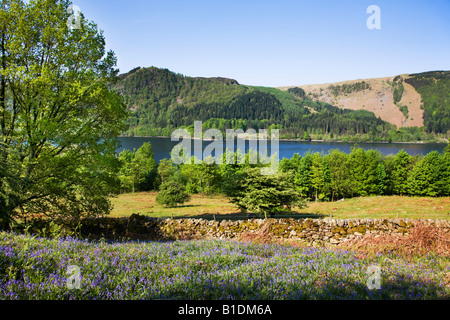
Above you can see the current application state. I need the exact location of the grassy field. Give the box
[110,192,450,221]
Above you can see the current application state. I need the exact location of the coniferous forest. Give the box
[404,71,450,134]
[115,67,448,143]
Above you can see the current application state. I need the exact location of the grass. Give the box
[110,193,450,221]
[297,196,450,220]
[109,192,240,219]
[1,231,449,300]
[2,194,449,300]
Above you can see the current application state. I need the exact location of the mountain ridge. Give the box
[278,70,450,133]
[115,67,449,142]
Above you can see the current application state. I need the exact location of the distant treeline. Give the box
[118,143,450,201]
[278,146,450,201]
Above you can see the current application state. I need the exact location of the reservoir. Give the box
[117,137,447,163]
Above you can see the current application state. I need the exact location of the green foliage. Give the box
[310,153,330,201]
[116,67,397,141]
[287,87,306,99]
[324,150,352,201]
[405,71,450,134]
[278,146,449,201]
[444,145,450,196]
[391,80,405,104]
[156,158,178,188]
[398,105,409,119]
[134,142,158,191]
[348,148,385,196]
[180,157,221,195]
[0,0,127,227]
[390,150,412,195]
[156,180,191,208]
[227,167,306,218]
[294,153,313,199]
[407,151,447,197]
[303,131,312,141]
[118,142,157,193]
[328,81,371,97]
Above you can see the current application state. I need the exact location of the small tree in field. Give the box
[156,180,191,208]
[229,167,306,219]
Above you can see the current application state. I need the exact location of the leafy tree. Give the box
[392,80,405,104]
[348,148,382,196]
[303,131,312,141]
[375,163,388,195]
[390,149,412,195]
[348,147,367,196]
[287,87,306,99]
[218,151,247,197]
[310,153,328,201]
[134,142,158,191]
[365,150,385,195]
[324,150,351,201]
[118,149,141,193]
[229,167,305,219]
[180,156,221,195]
[279,153,301,186]
[118,143,157,193]
[156,158,178,187]
[407,151,446,196]
[156,180,191,208]
[0,0,127,227]
[382,154,395,195]
[295,153,313,199]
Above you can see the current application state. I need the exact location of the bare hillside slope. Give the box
[279,75,424,128]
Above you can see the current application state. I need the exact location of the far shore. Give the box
[118,135,448,145]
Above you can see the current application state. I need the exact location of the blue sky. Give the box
[72,0,450,87]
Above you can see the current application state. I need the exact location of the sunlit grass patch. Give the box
[110,193,450,221]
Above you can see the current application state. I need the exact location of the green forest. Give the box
[404,71,450,134]
[118,142,450,217]
[116,67,448,142]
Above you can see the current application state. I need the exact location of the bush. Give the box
[228,167,306,218]
[156,180,191,208]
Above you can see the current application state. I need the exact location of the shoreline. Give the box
[118,135,448,145]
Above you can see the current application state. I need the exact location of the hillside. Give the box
[279,71,450,136]
[115,67,396,141]
[280,77,422,128]
[115,67,448,142]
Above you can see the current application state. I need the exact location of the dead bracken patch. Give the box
[338,221,450,258]
[240,221,284,245]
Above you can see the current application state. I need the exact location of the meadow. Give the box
[109,193,450,220]
[1,231,449,300]
[1,194,449,300]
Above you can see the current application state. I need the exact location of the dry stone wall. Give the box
[127,214,450,246]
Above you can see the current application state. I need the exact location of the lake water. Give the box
[117,137,447,163]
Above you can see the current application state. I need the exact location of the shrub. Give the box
[156,180,191,208]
